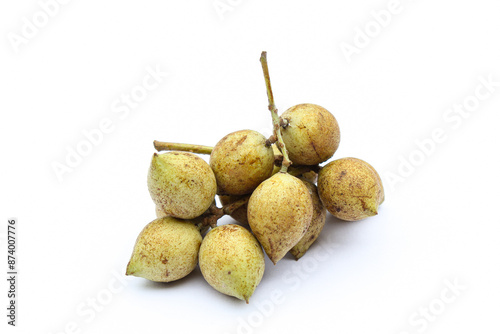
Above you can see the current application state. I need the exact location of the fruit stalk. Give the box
[259,51,292,173]
[200,196,251,228]
[153,140,213,154]
[221,195,251,216]
[154,139,294,170]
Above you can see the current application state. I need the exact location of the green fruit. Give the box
[210,130,274,195]
[126,217,202,282]
[155,205,167,218]
[199,224,265,303]
[318,157,384,221]
[148,151,217,219]
[281,103,340,165]
[290,179,327,260]
[248,173,313,264]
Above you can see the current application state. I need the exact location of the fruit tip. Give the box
[125,264,132,276]
[366,203,379,217]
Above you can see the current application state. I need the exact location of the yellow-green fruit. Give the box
[210,130,274,195]
[318,157,384,221]
[362,159,385,204]
[218,195,249,226]
[155,205,168,218]
[199,224,265,303]
[248,173,313,264]
[126,217,202,282]
[290,179,327,260]
[148,152,216,219]
[281,103,340,165]
[156,204,213,236]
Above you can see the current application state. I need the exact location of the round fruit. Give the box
[126,217,202,282]
[210,129,275,195]
[248,172,313,264]
[199,224,265,303]
[318,157,384,221]
[281,103,340,165]
[148,151,217,219]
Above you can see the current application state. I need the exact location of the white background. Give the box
[1,0,500,333]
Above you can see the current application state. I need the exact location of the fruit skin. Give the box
[199,224,265,303]
[148,151,217,219]
[290,179,327,260]
[248,173,313,264]
[126,217,202,282]
[362,159,385,204]
[210,130,275,195]
[155,205,211,234]
[318,157,384,221]
[155,205,168,218]
[281,103,340,165]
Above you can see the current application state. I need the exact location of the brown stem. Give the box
[222,196,250,216]
[274,154,283,167]
[287,165,318,177]
[198,196,251,229]
[265,134,277,147]
[155,139,283,168]
[260,51,292,173]
[153,140,213,154]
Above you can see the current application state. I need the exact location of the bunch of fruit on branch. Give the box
[126,52,385,303]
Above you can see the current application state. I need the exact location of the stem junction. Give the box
[260,51,292,173]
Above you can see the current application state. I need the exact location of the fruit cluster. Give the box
[126,52,385,303]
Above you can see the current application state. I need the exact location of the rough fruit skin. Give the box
[248,173,313,264]
[126,217,202,282]
[199,224,265,303]
[362,159,385,204]
[148,151,217,219]
[318,157,384,221]
[290,179,327,260]
[210,130,275,195]
[155,205,168,218]
[281,103,340,165]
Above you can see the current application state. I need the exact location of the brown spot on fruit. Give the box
[235,135,248,146]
